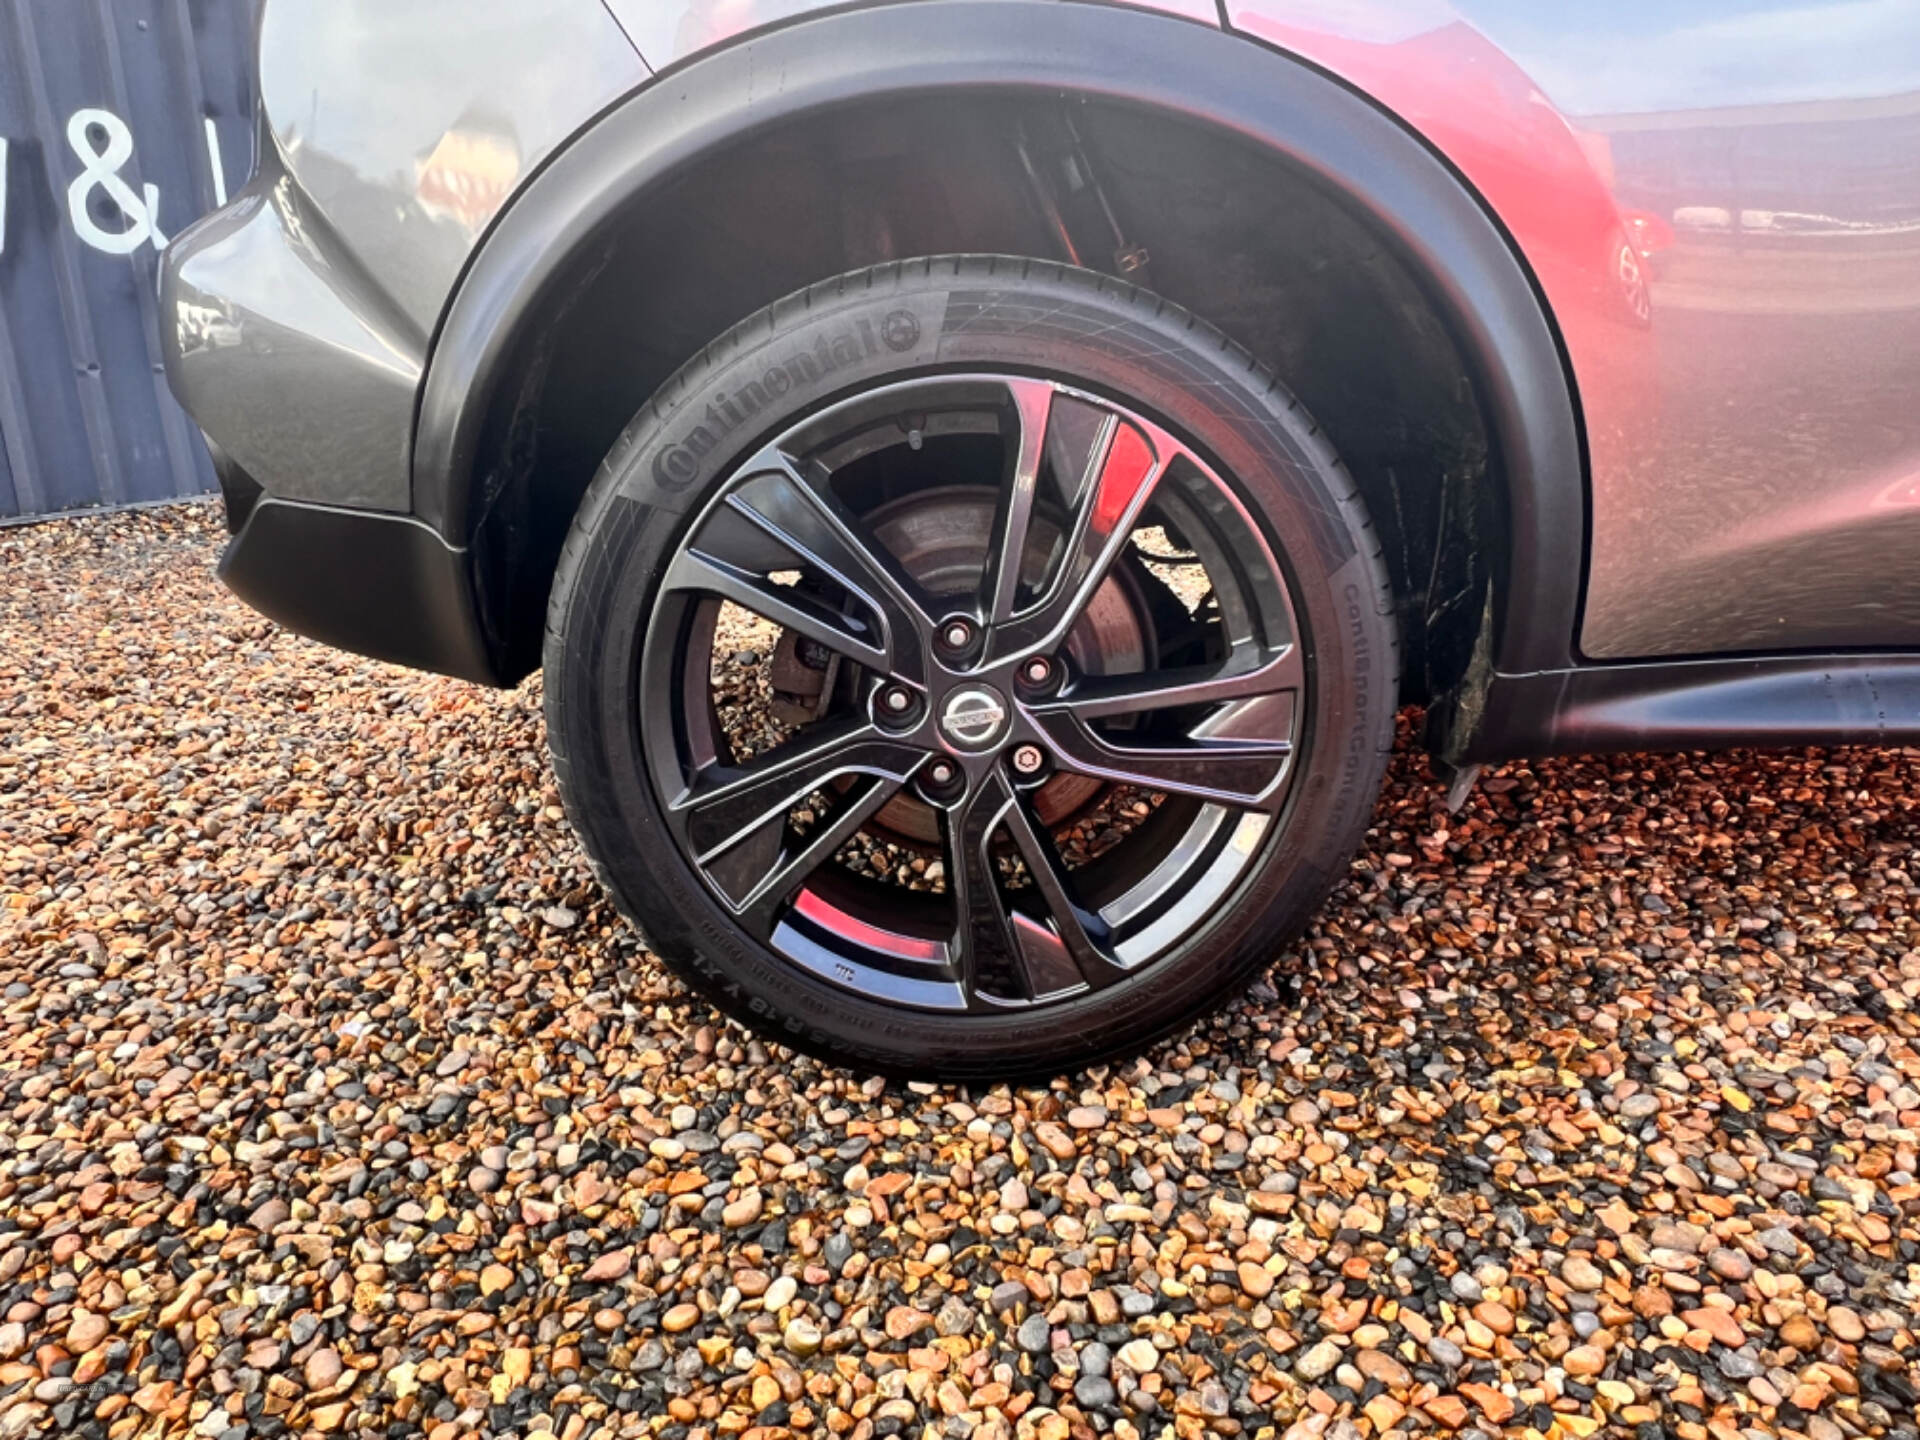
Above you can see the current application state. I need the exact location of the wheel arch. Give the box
[412,0,1586,691]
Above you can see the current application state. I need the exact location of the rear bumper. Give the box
[165,149,499,684]
[218,495,503,685]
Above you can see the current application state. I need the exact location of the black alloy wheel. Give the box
[546,257,1397,1078]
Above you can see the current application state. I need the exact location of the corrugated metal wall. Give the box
[0,0,257,522]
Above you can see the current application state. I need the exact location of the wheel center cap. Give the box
[939,684,1010,751]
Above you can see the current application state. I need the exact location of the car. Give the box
[160,0,1920,1078]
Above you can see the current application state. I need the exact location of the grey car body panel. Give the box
[592,1,1920,662]
[160,166,426,512]
[162,0,644,512]
[256,0,646,338]
[1577,82,1920,659]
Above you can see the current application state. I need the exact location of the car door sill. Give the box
[1462,654,1920,761]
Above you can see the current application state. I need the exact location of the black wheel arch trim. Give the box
[408,0,1588,682]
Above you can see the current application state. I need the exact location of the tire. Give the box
[545,256,1397,1079]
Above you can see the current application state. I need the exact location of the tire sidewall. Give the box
[548,260,1395,1077]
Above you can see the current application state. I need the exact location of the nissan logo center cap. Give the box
[940,686,1009,750]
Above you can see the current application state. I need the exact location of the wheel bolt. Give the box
[1020,655,1054,687]
[926,759,957,786]
[1011,744,1046,776]
[879,685,916,716]
[939,617,976,652]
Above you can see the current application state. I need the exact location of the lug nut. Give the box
[939,617,976,652]
[1011,744,1046,776]
[920,756,964,802]
[1020,655,1054,687]
[879,685,916,716]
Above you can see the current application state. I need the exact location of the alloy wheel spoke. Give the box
[942,770,1030,1010]
[942,768,1116,1006]
[987,412,1162,662]
[670,447,939,684]
[740,450,940,683]
[1041,641,1302,721]
[663,547,890,672]
[672,720,924,865]
[979,378,1055,625]
[1030,712,1292,810]
[734,773,908,938]
[1000,790,1130,990]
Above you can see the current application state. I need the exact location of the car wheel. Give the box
[544,256,1397,1078]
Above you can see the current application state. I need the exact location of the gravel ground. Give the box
[2,504,1918,1440]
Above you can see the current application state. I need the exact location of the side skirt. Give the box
[1455,654,1920,761]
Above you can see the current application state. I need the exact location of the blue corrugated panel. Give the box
[0,0,257,521]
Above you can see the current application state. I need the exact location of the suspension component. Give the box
[1013,109,1152,287]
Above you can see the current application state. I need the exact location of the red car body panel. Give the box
[1225,0,1920,659]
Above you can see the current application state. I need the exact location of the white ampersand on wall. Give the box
[66,107,168,255]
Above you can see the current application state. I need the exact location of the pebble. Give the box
[1295,1341,1342,1380]
[3,509,1919,1440]
[1719,1348,1765,1380]
[936,1295,974,1337]
[750,1274,791,1313]
[1073,1375,1116,1408]
[1119,1290,1157,1318]
[1564,1344,1606,1376]
[583,1248,632,1282]
[64,1310,107,1351]
[1236,1260,1274,1299]
[1473,1299,1516,1335]
[823,1232,854,1273]
[1561,1254,1605,1291]
[305,1347,343,1390]
[1356,1349,1410,1388]
[1829,1307,1867,1343]
[1707,1246,1753,1282]
[1423,1395,1471,1429]
[1780,1315,1822,1351]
